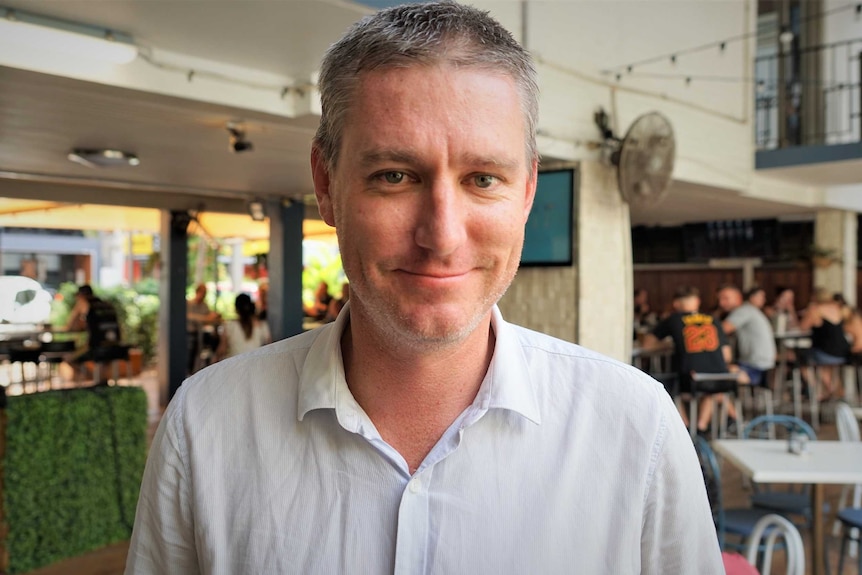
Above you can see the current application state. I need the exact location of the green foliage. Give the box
[303,244,345,306]
[3,386,148,574]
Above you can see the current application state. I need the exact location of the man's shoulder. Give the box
[509,323,657,386]
[180,326,325,400]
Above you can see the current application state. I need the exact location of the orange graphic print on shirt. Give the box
[681,314,720,353]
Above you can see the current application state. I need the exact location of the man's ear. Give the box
[522,159,539,222]
[311,146,336,227]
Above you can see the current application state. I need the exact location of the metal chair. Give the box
[832,402,862,557]
[90,344,131,385]
[682,372,740,438]
[39,340,77,388]
[836,508,862,574]
[693,435,778,551]
[744,514,805,575]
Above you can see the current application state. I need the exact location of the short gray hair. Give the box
[314,1,539,170]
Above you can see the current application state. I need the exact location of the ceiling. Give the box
[0,0,828,232]
[0,0,373,219]
[629,180,814,227]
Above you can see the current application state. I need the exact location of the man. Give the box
[126,3,721,573]
[186,283,221,374]
[718,283,777,385]
[66,284,120,361]
[645,286,742,435]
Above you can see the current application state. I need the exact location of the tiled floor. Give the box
[19,372,862,574]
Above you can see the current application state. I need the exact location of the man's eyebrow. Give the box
[359,150,522,172]
[458,153,521,172]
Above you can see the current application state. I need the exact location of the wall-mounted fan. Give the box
[594,109,676,207]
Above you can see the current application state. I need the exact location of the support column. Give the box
[813,209,857,305]
[267,200,304,342]
[158,210,191,405]
[577,161,632,362]
[227,238,245,293]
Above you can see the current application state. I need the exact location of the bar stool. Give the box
[90,344,131,385]
[39,340,77,388]
[678,372,740,438]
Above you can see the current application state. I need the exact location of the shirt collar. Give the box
[297,303,541,425]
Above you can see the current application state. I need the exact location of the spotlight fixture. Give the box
[247,199,266,222]
[0,7,138,64]
[67,148,140,168]
[227,122,254,153]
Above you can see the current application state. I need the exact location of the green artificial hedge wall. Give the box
[2,386,148,574]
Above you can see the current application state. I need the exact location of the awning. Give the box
[0,198,335,240]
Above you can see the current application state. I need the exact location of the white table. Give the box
[713,439,862,575]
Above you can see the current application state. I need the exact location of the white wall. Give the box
[476,0,825,213]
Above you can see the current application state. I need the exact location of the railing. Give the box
[755,37,862,150]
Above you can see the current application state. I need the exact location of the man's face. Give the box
[718,289,740,312]
[313,65,537,348]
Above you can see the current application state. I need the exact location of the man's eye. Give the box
[474,175,498,189]
[382,172,405,184]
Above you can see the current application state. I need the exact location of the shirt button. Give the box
[408,478,421,494]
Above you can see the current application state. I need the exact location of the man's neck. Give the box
[341,311,495,473]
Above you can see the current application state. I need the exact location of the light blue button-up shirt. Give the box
[126,305,722,574]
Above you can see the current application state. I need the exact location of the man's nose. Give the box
[414,180,467,257]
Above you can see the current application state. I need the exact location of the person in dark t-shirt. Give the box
[644,286,746,434]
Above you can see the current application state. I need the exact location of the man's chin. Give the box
[370,303,468,345]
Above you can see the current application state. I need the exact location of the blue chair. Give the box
[693,435,777,551]
[836,508,862,574]
[742,415,820,527]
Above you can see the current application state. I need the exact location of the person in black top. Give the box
[644,285,745,434]
[67,284,121,366]
[800,287,850,400]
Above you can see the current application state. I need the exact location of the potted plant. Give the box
[809,244,841,268]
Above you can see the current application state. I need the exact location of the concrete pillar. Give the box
[813,209,857,305]
[499,161,632,362]
[227,238,245,293]
[576,161,632,362]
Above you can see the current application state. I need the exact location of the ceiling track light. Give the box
[227,122,254,153]
[67,148,140,168]
[0,7,138,64]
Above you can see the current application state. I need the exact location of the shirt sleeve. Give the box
[640,394,724,573]
[125,388,200,574]
[651,318,672,340]
[726,306,748,330]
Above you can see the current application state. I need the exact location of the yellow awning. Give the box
[0,198,335,241]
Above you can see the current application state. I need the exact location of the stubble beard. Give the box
[348,264,518,354]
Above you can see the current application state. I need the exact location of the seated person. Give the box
[644,285,745,435]
[218,294,271,359]
[764,286,801,333]
[843,303,862,359]
[303,280,332,321]
[324,282,349,323]
[718,284,776,386]
[187,283,222,374]
[65,284,121,378]
[187,283,221,328]
[799,287,850,400]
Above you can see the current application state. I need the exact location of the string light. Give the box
[602,2,858,76]
[137,49,311,101]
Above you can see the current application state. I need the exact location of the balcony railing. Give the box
[755,37,862,150]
